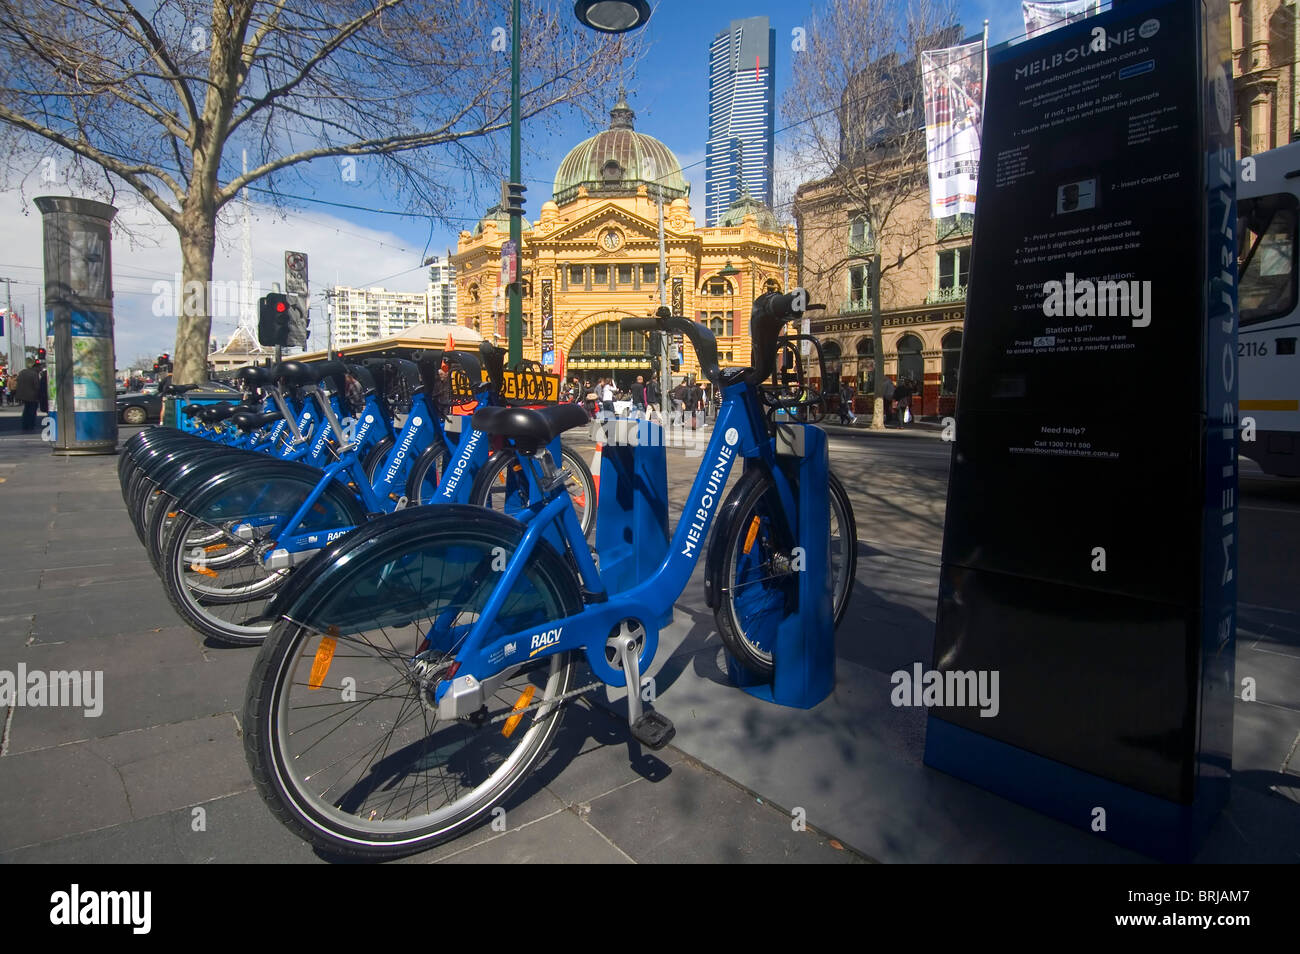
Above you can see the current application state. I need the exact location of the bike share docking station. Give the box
[925,0,1236,860]
[724,420,834,709]
[594,407,835,716]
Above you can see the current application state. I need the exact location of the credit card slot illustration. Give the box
[1119,60,1156,81]
[1057,177,1098,214]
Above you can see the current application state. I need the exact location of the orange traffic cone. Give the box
[446,333,455,352]
[590,443,602,509]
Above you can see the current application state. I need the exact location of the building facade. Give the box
[454,96,795,388]
[330,282,458,348]
[795,172,970,420]
[1233,0,1300,155]
[425,255,457,323]
[705,16,776,226]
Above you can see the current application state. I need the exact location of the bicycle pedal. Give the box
[630,710,675,750]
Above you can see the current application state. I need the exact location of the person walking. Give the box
[646,376,661,423]
[630,375,648,414]
[600,377,615,414]
[15,359,41,432]
[838,380,858,425]
[894,376,913,427]
[686,378,702,430]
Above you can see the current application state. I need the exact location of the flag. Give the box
[921,40,984,219]
[1022,0,1102,39]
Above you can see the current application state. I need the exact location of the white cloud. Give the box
[0,173,433,369]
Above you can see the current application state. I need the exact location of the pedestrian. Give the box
[15,359,41,432]
[630,375,648,413]
[646,376,660,422]
[882,374,898,426]
[838,379,858,425]
[598,378,613,414]
[37,363,48,415]
[895,376,913,427]
[670,381,686,427]
[686,378,702,430]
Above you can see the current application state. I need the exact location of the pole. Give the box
[507,0,523,366]
[656,189,670,417]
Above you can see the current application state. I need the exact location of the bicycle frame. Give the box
[432,378,799,708]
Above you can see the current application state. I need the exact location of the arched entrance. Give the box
[896,333,924,388]
[565,311,652,390]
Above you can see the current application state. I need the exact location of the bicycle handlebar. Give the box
[622,307,721,383]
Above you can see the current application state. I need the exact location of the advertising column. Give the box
[924,0,1236,859]
[35,196,118,455]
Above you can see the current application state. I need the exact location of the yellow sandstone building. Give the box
[453,94,795,388]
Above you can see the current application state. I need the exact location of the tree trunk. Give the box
[869,252,886,429]
[174,208,216,386]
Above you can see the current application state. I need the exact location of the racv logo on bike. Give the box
[681,428,740,558]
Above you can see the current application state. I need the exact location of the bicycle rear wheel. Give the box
[243,510,582,859]
[470,445,595,537]
[713,467,856,677]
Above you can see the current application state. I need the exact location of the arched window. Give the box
[855,336,873,357]
[941,330,962,395]
[821,339,842,375]
[896,333,924,387]
[703,277,734,297]
[764,277,782,294]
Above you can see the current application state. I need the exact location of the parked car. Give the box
[116,391,163,425]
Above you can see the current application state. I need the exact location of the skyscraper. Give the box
[705,16,776,227]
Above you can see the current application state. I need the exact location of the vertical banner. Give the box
[1022,0,1103,39]
[921,41,984,219]
[540,278,555,366]
[671,277,684,363]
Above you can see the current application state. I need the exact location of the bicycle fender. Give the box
[177,458,368,532]
[256,504,580,630]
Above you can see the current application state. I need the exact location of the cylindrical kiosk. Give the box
[35,196,118,454]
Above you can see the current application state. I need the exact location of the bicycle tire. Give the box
[712,467,857,678]
[469,445,596,538]
[362,436,395,486]
[243,507,582,859]
[404,439,452,506]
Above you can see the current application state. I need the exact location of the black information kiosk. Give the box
[925,0,1238,860]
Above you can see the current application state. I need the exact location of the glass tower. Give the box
[706,16,776,226]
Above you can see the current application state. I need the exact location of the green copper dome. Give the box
[717,186,780,231]
[474,202,530,237]
[552,90,689,205]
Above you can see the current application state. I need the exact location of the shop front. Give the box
[811,302,966,419]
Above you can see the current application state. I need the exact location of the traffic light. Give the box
[259,293,290,346]
[503,181,527,217]
[36,347,46,363]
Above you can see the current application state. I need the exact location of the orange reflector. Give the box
[743,516,761,555]
[501,685,537,738]
[167,511,178,518]
[189,563,218,578]
[204,543,228,553]
[308,636,338,690]
[572,494,586,509]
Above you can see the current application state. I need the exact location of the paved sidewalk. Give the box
[0,415,861,863]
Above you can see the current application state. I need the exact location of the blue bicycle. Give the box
[242,290,856,859]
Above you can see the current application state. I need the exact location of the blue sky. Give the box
[0,0,1037,363]
[237,0,1032,290]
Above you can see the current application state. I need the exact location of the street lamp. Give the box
[573,1,652,33]
[506,0,651,366]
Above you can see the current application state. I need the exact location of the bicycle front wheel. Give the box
[243,508,583,860]
[713,467,857,677]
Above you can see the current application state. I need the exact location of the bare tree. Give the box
[0,0,634,382]
[786,0,959,428]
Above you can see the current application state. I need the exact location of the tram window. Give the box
[1238,193,1298,326]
